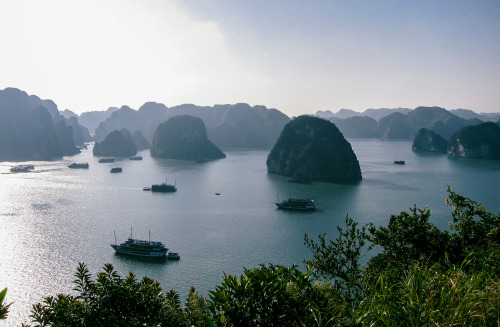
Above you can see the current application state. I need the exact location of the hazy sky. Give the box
[1,0,499,116]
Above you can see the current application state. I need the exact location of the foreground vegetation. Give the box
[2,187,499,326]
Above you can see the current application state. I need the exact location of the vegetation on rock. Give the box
[267,115,362,182]
[93,130,137,157]
[448,122,500,159]
[150,115,225,161]
[412,128,448,153]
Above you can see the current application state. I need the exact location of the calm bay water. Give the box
[1,139,499,325]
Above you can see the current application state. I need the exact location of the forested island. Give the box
[2,188,498,326]
[267,115,362,183]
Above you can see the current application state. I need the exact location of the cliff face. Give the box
[150,115,226,161]
[0,88,80,161]
[93,130,137,157]
[266,115,362,183]
[412,128,447,153]
[447,122,500,159]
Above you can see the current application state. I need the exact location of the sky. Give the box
[1,0,500,116]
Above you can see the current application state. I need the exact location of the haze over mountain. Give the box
[92,102,290,149]
[0,88,89,161]
[324,106,484,140]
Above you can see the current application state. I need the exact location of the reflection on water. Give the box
[1,140,500,325]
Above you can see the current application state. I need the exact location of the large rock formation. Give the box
[412,128,447,153]
[93,130,137,157]
[0,88,81,161]
[266,115,362,183]
[150,115,226,161]
[132,130,150,150]
[447,122,500,159]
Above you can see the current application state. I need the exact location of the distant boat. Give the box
[10,165,34,173]
[129,156,142,160]
[143,187,152,191]
[111,229,168,259]
[394,160,405,165]
[68,163,89,169]
[215,193,220,195]
[275,197,316,211]
[167,252,180,260]
[110,167,122,173]
[99,158,114,163]
[151,178,177,193]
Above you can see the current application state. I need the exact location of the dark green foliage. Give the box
[448,122,500,159]
[150,115,226,161]
[367,206,449,273]
[267,115,362,182]
[305,216,368,302]
[412,128,447,153]
[0,288,11,320]
[28,263,188,327]
[93,129,137,157]
[208,264,331,326]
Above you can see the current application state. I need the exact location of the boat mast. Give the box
[114,230,117,245]
[149,230,151,244]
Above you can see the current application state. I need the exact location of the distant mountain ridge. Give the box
[316,107,499,122]
[321,106,486,140]
[92,102,290,149]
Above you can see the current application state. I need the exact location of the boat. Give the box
[10,165,34,173]
[68,163,89,169]
[129,156,143,160]
[99,158,114,163]
[110,167,122,173]
[394,160,405,165]
[143,187,152,191]
[167,252,180,260]
[275,197,316,210]
[111,230,168,259]
[151,178,177,193]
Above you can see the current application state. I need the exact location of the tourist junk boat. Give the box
[129,156,143,160]
[275,197,316,211]
[111,229,179,259]
[110,167,122,173]
[68,163,89,169]
[394,160,405,165]
[151,178,177,193]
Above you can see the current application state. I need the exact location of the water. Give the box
[1,139,499,325]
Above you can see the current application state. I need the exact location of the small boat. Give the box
[110,167,122,173]
[68,163,89,169]
[129,156,143,160]
[143,187,152,191]
[394,160,405,165]
[10,165,34,173]
[275,197,316,211]
[167,252,180,260]
[111,229,168,259]
[99,158,115,163]
[215,193,220,195]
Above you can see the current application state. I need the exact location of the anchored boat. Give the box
[111,229,168,259]
[275,197,316,210]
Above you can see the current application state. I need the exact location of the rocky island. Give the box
[447,122,500,160]
[266,115,362,183]
[150,115,226,161]
[93,130,137,157]
[412,128,448,153]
